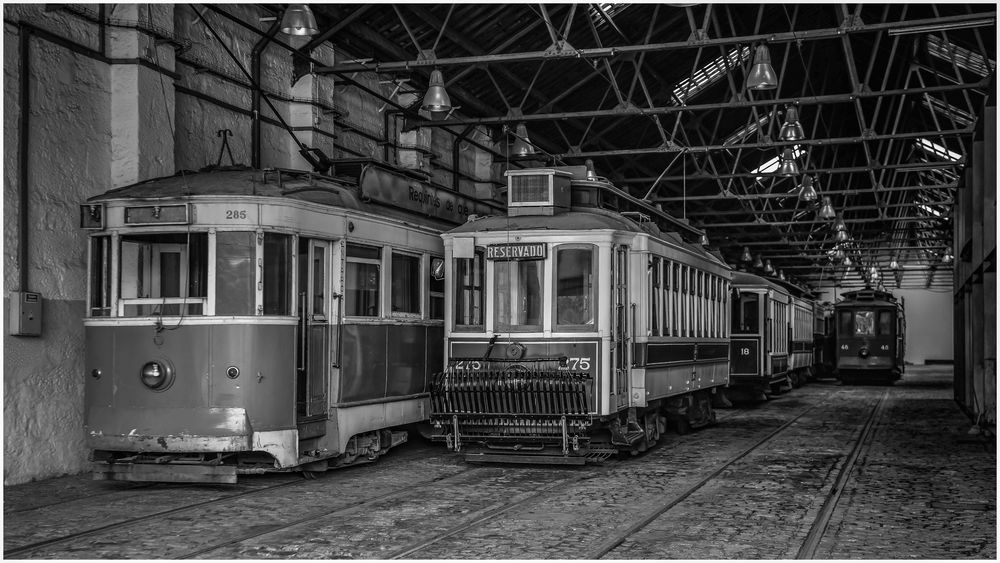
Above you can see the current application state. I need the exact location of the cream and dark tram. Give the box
[429,165,733,464]
[80,161,499,483]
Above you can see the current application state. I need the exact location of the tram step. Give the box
[465,452,588,465]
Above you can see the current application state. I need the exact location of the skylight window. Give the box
[915,138,962,162]
[723,112,773,146]
[672,46,751,105]
[918,204,944,218]
[922,96,975,127]
[589,3,631,29]
[927,35,996,78]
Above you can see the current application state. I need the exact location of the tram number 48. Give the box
[840,344,890,350]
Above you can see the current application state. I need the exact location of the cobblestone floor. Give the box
[3,365,994,559]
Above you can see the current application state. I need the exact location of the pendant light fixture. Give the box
[741,246,753,263]
[764,259,775,275]
[832,213,847,232]
[280,4,319,36]
[746,44,778,90]
[818,196,836,220]
[779,106,806,141]
[834,228,850,243]
[797,174,818,202]
[777,148,799,177]
[753,255,764,269]
[889,257,899,270]
[421,69,452,118]
[699,232,710,246]
[511,123,535,156]
[843,255,853,267]
[941,248,954,263]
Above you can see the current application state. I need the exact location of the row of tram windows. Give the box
[648,256,729,339]
[839,308,895,337]
[87,232,444,320]
[452,244,598,332]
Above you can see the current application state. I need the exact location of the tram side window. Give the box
[391,252,421,316]
[672,262,680,336]
[555,246,595,327]
[495,259,543,332]
[454,250,484,330]
[838,310,853,336]
[346,244,381,317]
[215,232,255,316]
[263,234,292,315]
[89,236,112,317]
[878,310,892,335]
[119,232,207,316]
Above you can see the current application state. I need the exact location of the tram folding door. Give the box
[612,245,630,401]
[297,239,341,425]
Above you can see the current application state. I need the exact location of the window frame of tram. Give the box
[345,243,381,318]
[390,250,422,318]
[494,256,544,333]
[113,232,209,317]
[453,249,485,331]
[554,244,597,330]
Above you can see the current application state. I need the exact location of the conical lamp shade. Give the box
[833,214,847,232]
[741,246,752,263]
[746,45,778,90]
[889,258,899,270]
[779,106,806,141]
[843,255,853,267]
[699,233,709,246]
[777,148,799,177]
[421,69,452,115]
[818,196,836,219]
[511,123,534,156]
[281,4,318,36]
[834,229,849,242]
[753,255,764,269]
[797,174,817,202]
[941,249,953,263]
[764,260,775,274]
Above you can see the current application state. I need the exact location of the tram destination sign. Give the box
[486,243,547,260]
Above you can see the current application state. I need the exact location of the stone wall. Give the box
[2,3,499,485]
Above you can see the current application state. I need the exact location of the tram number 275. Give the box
[450,358,592,371]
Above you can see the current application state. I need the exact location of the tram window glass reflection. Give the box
[454,250,484,329]
[495,259,543,332]
[118,232,207,317]
[391,252,421,316]
[556,246,595,327]
[346,244,381,317]
[429,256,445,320]
[89,236,112,317]
[650,256,661,335]
[878,310,892,335]
[854,310,875,336]
[263,233,292,315]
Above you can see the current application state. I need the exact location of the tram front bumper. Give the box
[85,406,251,453]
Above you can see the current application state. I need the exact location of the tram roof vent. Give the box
[504,168,573,216]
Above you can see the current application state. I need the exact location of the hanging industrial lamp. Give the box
[280,4,319,36]
[779,106,806,141]
[753,255,764,269]
[941,248,954,263]
[746,44,778,90]
[421,69,452,118]
[699,232,710,246]
[741,246,753,263]
[797,174,818,202]
[818,196,836,220]
[511,123,535,156]
[777,148,799,177]
[890,258,899,270]
[834,228,850,243]
[833,214,847,232]
[843,255,853,267]
[764,260,775,275]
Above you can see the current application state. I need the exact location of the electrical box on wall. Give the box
[9,291,42,336]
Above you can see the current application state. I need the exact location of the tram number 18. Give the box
[738,347,752,356]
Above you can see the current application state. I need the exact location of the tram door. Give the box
[612,245,630,402]
[297,239,341,429]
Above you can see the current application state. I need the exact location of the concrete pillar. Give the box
[109,4,175,187]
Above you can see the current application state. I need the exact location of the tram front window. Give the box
[854,310,875,336]
[118,233,207,316]
[494,259,543,332]
[731,292,759,334]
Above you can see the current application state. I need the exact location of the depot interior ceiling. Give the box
[271,3,995,290]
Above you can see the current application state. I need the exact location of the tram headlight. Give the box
[140,360,174,391]
[858,347,870,359]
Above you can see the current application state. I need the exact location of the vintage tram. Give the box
[80,161,500,483]
[831,288,906,383]
[774,278,818,387]
[728,271,799,399]
[429,165,732,464]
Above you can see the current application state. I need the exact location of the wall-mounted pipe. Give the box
[18,24,31,291]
